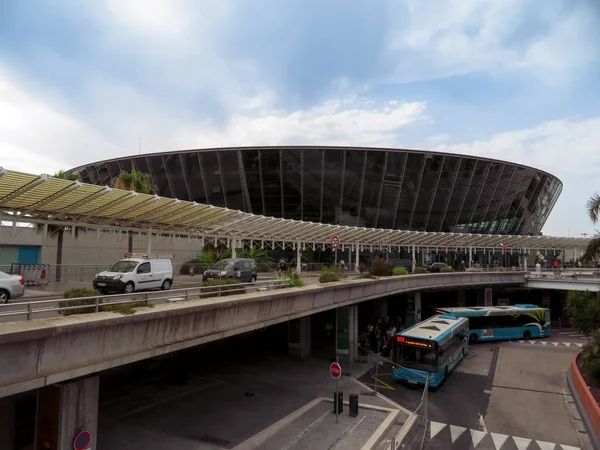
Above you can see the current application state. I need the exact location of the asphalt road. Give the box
[360,340,591,450]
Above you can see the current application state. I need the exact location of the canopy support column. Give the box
[146,228,152,253]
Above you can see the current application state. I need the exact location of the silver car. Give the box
[0,271,25,304]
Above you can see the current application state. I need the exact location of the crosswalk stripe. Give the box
[513,436,532,450]
[537,440,559,450]
[491,432,509,450]
[430,421,446,439]
[426,421,580,450]
[450,425,466,443]
[470,429,487,447]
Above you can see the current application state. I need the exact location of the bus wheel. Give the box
[469,334,479,344]
[523,330,531,340]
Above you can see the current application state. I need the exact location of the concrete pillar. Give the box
[146,227,152,253]
[348,247,351,271]
[288,316,311,359]
[468,247,473,268]
[411,245,416,272]
[355,244,360,272]
[0,396,15,450]
[231,239,237,259]
[415,291,422,322]
[35,376,99,450]
[336,305,358,363]
[297,244,302,273]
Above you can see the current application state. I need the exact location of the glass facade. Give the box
[72,147,562,235]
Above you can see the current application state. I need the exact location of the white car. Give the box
[0,271,25,304]
[93,255,174,294]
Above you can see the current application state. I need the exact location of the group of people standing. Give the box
[363,316,403,358]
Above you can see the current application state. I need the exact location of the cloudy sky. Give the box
[1,0,599,237]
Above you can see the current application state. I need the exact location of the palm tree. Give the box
[36,171,83,281]
[583,193,600,263]
[110,169,157,252]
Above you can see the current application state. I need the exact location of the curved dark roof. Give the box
[71,146,562,235]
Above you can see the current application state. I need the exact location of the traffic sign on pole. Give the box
[330,362,342,379]
[331,235,341,249]
[73,430,91,450]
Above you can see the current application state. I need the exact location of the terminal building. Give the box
[71,146,562,236]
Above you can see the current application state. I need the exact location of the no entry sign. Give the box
[330,362,342,379]
[331,235,341,249]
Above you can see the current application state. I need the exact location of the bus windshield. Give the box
[109,260,137,273]
[399,345,438,372]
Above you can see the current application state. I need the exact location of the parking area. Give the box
[360,340,591,450]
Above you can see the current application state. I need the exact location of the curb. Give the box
[567,350,600,450]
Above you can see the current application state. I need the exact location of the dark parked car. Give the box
[203,258,257,283]
[385,259,412,270]
[427,262,448,273]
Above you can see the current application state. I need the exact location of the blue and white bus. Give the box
[435,305,551,344]
[392,313,469,389]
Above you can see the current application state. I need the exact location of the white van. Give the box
[93,253,174,294]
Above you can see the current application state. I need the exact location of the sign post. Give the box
[330,359,342,422]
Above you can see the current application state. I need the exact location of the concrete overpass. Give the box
[0,271,525,399]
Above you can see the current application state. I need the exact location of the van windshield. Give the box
[212,260,233,270]
[109,260,137,273]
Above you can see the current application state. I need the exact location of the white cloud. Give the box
[191,97,427,148]
[388,0,598,82]
[0,72,122,174]
[0,70,427,174]
[433,118,600,236]
[106,0,191,37]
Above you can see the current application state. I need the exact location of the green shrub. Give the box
[319,271,340,283]
[199,279,246,298]
[413,266,429,274]
[320,265,348,280]
[355,273,375,279]
[60,288,101,316]
[101,294,153,315]
[279,270,305,287]
[440,266,455,273]
[371,258,392,277]
[392,266,409,276]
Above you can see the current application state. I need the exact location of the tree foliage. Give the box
[566,291,600,380]
[583,192,600,262]
[110,169,157,194]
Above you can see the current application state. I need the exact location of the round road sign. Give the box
[331,235,341,249]
[73,430,91,450]
[330,362,342,379]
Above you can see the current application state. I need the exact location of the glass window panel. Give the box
[106,161,121,179]
[322,149,345,224]
[472,162,502,232]
[302,149,323,222]
[164,153,189,201]
[427,157,459,232]
[341,150,365,226]
[146,155,172,197]
[378,151,407,229]
[411,154,443,231]
[118,158,133,174]
[486,165,515,234]
[95,163,111,186]
[456,160,490,233]
[181,152,207,204]
[360,151,385,228]
[281,149,303,219]
[259,149,282,217]
[199,151,225,207]
[240,149,263,214]
[130,156,151,180]
[443,158,476,232]
[219,150,243,210]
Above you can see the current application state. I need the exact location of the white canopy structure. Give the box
[0,168,589,252]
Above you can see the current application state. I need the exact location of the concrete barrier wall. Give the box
[570,350,600,441]
[0,272,525,398]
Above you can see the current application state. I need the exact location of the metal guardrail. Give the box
[526,270,600,280]
[0,279,290,321]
